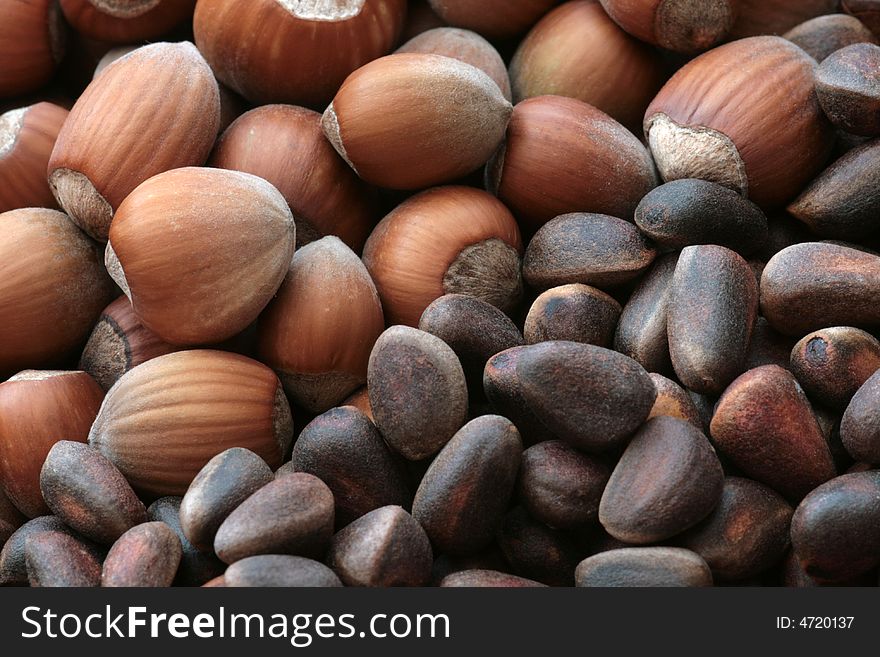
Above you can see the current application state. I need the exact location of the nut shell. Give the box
[48,41,221,240]
[0,0,65,97]
[59,0,196,43]
[88,350,294,498]
[108,167,295,346]
[427,0,557,39]
[101,521,182,587]
[576,547,713,587]
[323,53,512,189]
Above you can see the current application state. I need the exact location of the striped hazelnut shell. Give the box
[47,41,221,241]
[427,0,558,40]
[0,0,65,97]
[732,0,840,38]
[363,186,523,327]
[0,102,68,212]
[88,350,294,499]
[599,0,736,54]
[257,236,384,414]
[645,36,834,209]
[194,0,406,107]
[107,167,295,347]
[510,1,667,131]
[59,0,195,43]
[0,207,115,375]
[209,104,380,252]
[323,53,512,190]
[490,95,658,233]
[0,371,105,518]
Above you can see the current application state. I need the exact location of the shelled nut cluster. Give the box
[1,0,880,588]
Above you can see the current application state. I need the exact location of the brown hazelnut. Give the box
[210,104,380,252]
[510,0,665,133]
[323,53,512,190]
[0,102,68,212]
[257,236,384,413]
[0,0,66,97]
[645,36,835,209]
[0,371,105,517]
[0,208,115,375]
[48,41,221,241]
[194,0,406,107]
[427,0,558,40]
[106,167,295,346]
[88,350,294,498]
[489,95,658,233]
[363,186,523,327]
[59,0,195,43]
[599,0,735,54]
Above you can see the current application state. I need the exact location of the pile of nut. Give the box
[1,0,880,588]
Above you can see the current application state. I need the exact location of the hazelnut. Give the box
[47,41,221,241]
[59,0,195,43]
[78,296,179,392]
[599,0,735,54]
[396,27,511,100]
[257,236,384,413]
[426,0,558,40]
[193,0,407,106]
[88,350,294,498]
[815,43,880,136]
[645,36,834,209]
[400,1,447,43]
[0,0,66,97]
[0,208,115,376]
[363,186,523,327]
[731,0,840,38]
[0,102,68,212]
[489,95,657,233]
[210,104,380,252]
[0,370,105,517]
[323,53,512,190]
[510,2,667,133]
[106,167,295,346]
[783,14,878,62]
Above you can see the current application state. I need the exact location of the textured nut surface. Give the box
[840,370,880,463]
[101,521,182,587]
[224,555,342,587]
[575,547,713,587]
[25,530,103,587]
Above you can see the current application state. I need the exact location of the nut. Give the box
[88,350,294,498]
[209,104,380,252]
[489,95,658,233]
[147,497,225,587]
[0,0,66,97]
[0,207,115,375]
[48,41,220,241]
[645,36,834,209]
[194,0,407,106]
[59,0,195,43]
[25,530,103,588]
[224,555,342,587]
[0,102,68,212]
[731,0,840,38]
[647,373,703,429]
[815,43,880,137]
[323,53,512,189]
[363,186,523,327]
[783,14,878,62]
[106,167,295,346]
[575,548,713,587]
[497,506,581,586]
[257,236,383,413]
[840,369,880,463]
[524,284,622,348]
[101,521,182,587]
[0,371,105,517]
[427,0,558,39]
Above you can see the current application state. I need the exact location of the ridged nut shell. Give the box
[363,186,523,327]
[0,102,68,212]
[0,208,115,375]
[59,0,195,43]
[257,236,383,413]
[323,53,512,189]
[88,350,294,498]
[47,41,220,241]
[490,95,658,233]
[0,0,65,97]
[644,36,834,209]
[107,167,295,346]
[0,371,104,517]
[194,0,406,107]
